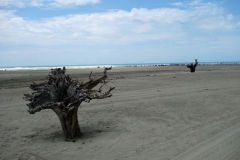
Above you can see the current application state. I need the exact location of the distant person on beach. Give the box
[187,59,198,72]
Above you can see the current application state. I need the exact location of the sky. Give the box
[0,0,240,66]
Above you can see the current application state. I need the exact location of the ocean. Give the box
[0,61,239,71]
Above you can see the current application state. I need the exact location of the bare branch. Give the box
[89,71,93,80]
[104,66,112,75]
[90,87,115,99]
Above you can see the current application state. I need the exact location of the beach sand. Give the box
[1,65,240,160]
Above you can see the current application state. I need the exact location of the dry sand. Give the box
[0,65,240,160]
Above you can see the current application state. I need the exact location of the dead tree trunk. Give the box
[187,59,198,72]
[53,104,81,139]
[23,67,114,139]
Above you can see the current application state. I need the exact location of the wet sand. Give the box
[0,65,240,160]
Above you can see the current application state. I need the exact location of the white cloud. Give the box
[170,2,184,6]
[0,1,239,47]
[0,8,186,45]
[50,0,100,8]
[188,0,202,6]
[0,0,100,7]
[237,22,240,26]
[226,14,233,20]
[30,0,44,7]
[0,0,26,7]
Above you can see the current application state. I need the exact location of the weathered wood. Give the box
[23,67,114,139]
[187,59,198,72]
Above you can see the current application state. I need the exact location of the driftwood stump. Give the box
[23,67,114,139]
[187,59,198,72]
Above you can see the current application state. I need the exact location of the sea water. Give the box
[0,62,239,71]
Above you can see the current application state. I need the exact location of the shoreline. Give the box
[1,65,240,89]
[1,62,239,71]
